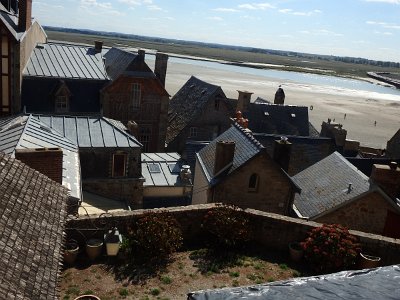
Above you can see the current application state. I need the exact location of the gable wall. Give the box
[102,76,168,152]
[213,153,294,215]
[387,131,400,159]
[316,191,399,235]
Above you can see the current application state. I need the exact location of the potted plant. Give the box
[358,253,381,269]
[288,242,304,262]
[301,224,361,273]
[104,227,123,256]
[85,238,103,261]
[64,239,79,265]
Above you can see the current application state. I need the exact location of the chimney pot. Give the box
[389,161,398,170]
[273,138,292,172]
[274,86,285,105]
[94,41,103,53]
[154,52,169,87]
[137,49,145,62]
[237,91,253,113]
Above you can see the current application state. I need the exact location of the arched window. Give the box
[248,173,259,192]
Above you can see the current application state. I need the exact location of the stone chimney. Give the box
[94,41,103,53]
[274,86,285,105]
[370,162,400,199]
[15,148,63,184]
[137,49,145,62]
[154,52,168,87]
[237,91,253,113]
[320,120,347,152]
[273,136,292,172]
[126,120,138,138]
[18,0,32,32]
[214,141,235,175]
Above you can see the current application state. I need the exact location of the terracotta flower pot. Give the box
[73,295,101,300]
[86,239,103,261]
[64,240,79,265]
[358,253,381,269]
[289,242,304,262]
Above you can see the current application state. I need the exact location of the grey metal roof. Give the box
[254,133,335,175]
[32,114,142,148]
[197,123,264,184]
[0,152,68,300]
[292,151,371,218]
[166,76,229,144]
[0,114,81,200]
[244,102,310,136]
[141,152,185,187]
[23,43,109,80]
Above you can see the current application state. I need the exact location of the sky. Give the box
[33,0,400,62]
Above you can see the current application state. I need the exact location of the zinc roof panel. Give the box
[64,46,86,78]
[99,120,118,147]
[87,118,104,147]
[76,117,92,147]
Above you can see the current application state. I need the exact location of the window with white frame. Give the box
[131,83,141,109]
[55,95,69,113]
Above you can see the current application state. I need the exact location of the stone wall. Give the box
[387,130,400,159]
[66,204,400,266]
[316,191,398,235]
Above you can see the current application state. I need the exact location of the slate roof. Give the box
[254,133,335,175]
[166,76,228,144]
[0,152,68,299]
[197,123,264,184]
[292,152,371,219]
[104,47,154,80]
[23,43,109,80]
[141,152,187,187]
[346,157,400,177]
[183,141,210,171]
[32,114,141,148]
[0,114,81,200]
[244,103,310,136]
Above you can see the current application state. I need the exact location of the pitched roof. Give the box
[32,114,142,148]
[254,133,335,175]
[23,43,109,80]
[197,123,264,184]
[0,114,81,200]
[166,76,226,144]
[141,152,188,187]
[292,152,371,218]
[104,47,154,80]
[346,157,400,177]
[0,153,68,299]
[245,103,310,136]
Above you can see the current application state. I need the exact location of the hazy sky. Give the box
[33,0,400,62]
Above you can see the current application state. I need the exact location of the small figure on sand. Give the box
[344,113,347,119]
[374,120,377,126]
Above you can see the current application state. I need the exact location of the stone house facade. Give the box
[102,48,169,152]
[386,129,400,159]
[193,123,299,215]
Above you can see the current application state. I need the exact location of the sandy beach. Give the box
[152,59,400,149]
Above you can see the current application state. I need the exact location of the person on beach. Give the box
[374,121,377,126]
[344,113,346,119]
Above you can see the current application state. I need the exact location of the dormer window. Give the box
[54,81,71,113]
[131,83,141,109]
[55,96,69,113]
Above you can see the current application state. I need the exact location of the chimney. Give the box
[15,148,63,184]
[137,49,145,62]
[273,136,292,172]
[18,0,32,32]
[94,41,103,53]
[320,121,347,152]
[214,141,235,175]
[154,52,169,87]
[274,86,285,105]
[126,120,139,138]
[370,162,400,199]
[237,90,253,113]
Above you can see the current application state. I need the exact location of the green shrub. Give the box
[119,288,129,297]
[151,288,160,296]
[301,224,361,272]
[125,211,183,262]
[202,204,253,250]
[160,275,172,284]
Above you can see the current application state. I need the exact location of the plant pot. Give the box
[64,240,79,265]
[358,253,381,269]
[86,239,103,261]
[73,295,101,300]
[104,228,123,256]
[289,242,304,262]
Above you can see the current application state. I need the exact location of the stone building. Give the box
[386,129,400,159]
[0,0,47,116]
[292,151,400,238]
[102,47,169,152]
[192,122,300,215]
[166,76,235,153]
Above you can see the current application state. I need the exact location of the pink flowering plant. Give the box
[301,224,361,272]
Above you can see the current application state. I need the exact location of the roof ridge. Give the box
[232,122,264,150]
[100,116,142,147]
[335,152,370,181]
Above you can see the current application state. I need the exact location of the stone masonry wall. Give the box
[316,191,398,235]
[66,204,400,266]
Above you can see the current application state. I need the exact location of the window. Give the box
[214,98,220,110]
[189,127,197,138]
[148,163,161,173]
[248,173,259,192]
[131,83,141,109]
[1,27,10,114]
[112,153,127,177]
[55,95,69,113]
[139,126,151,152]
